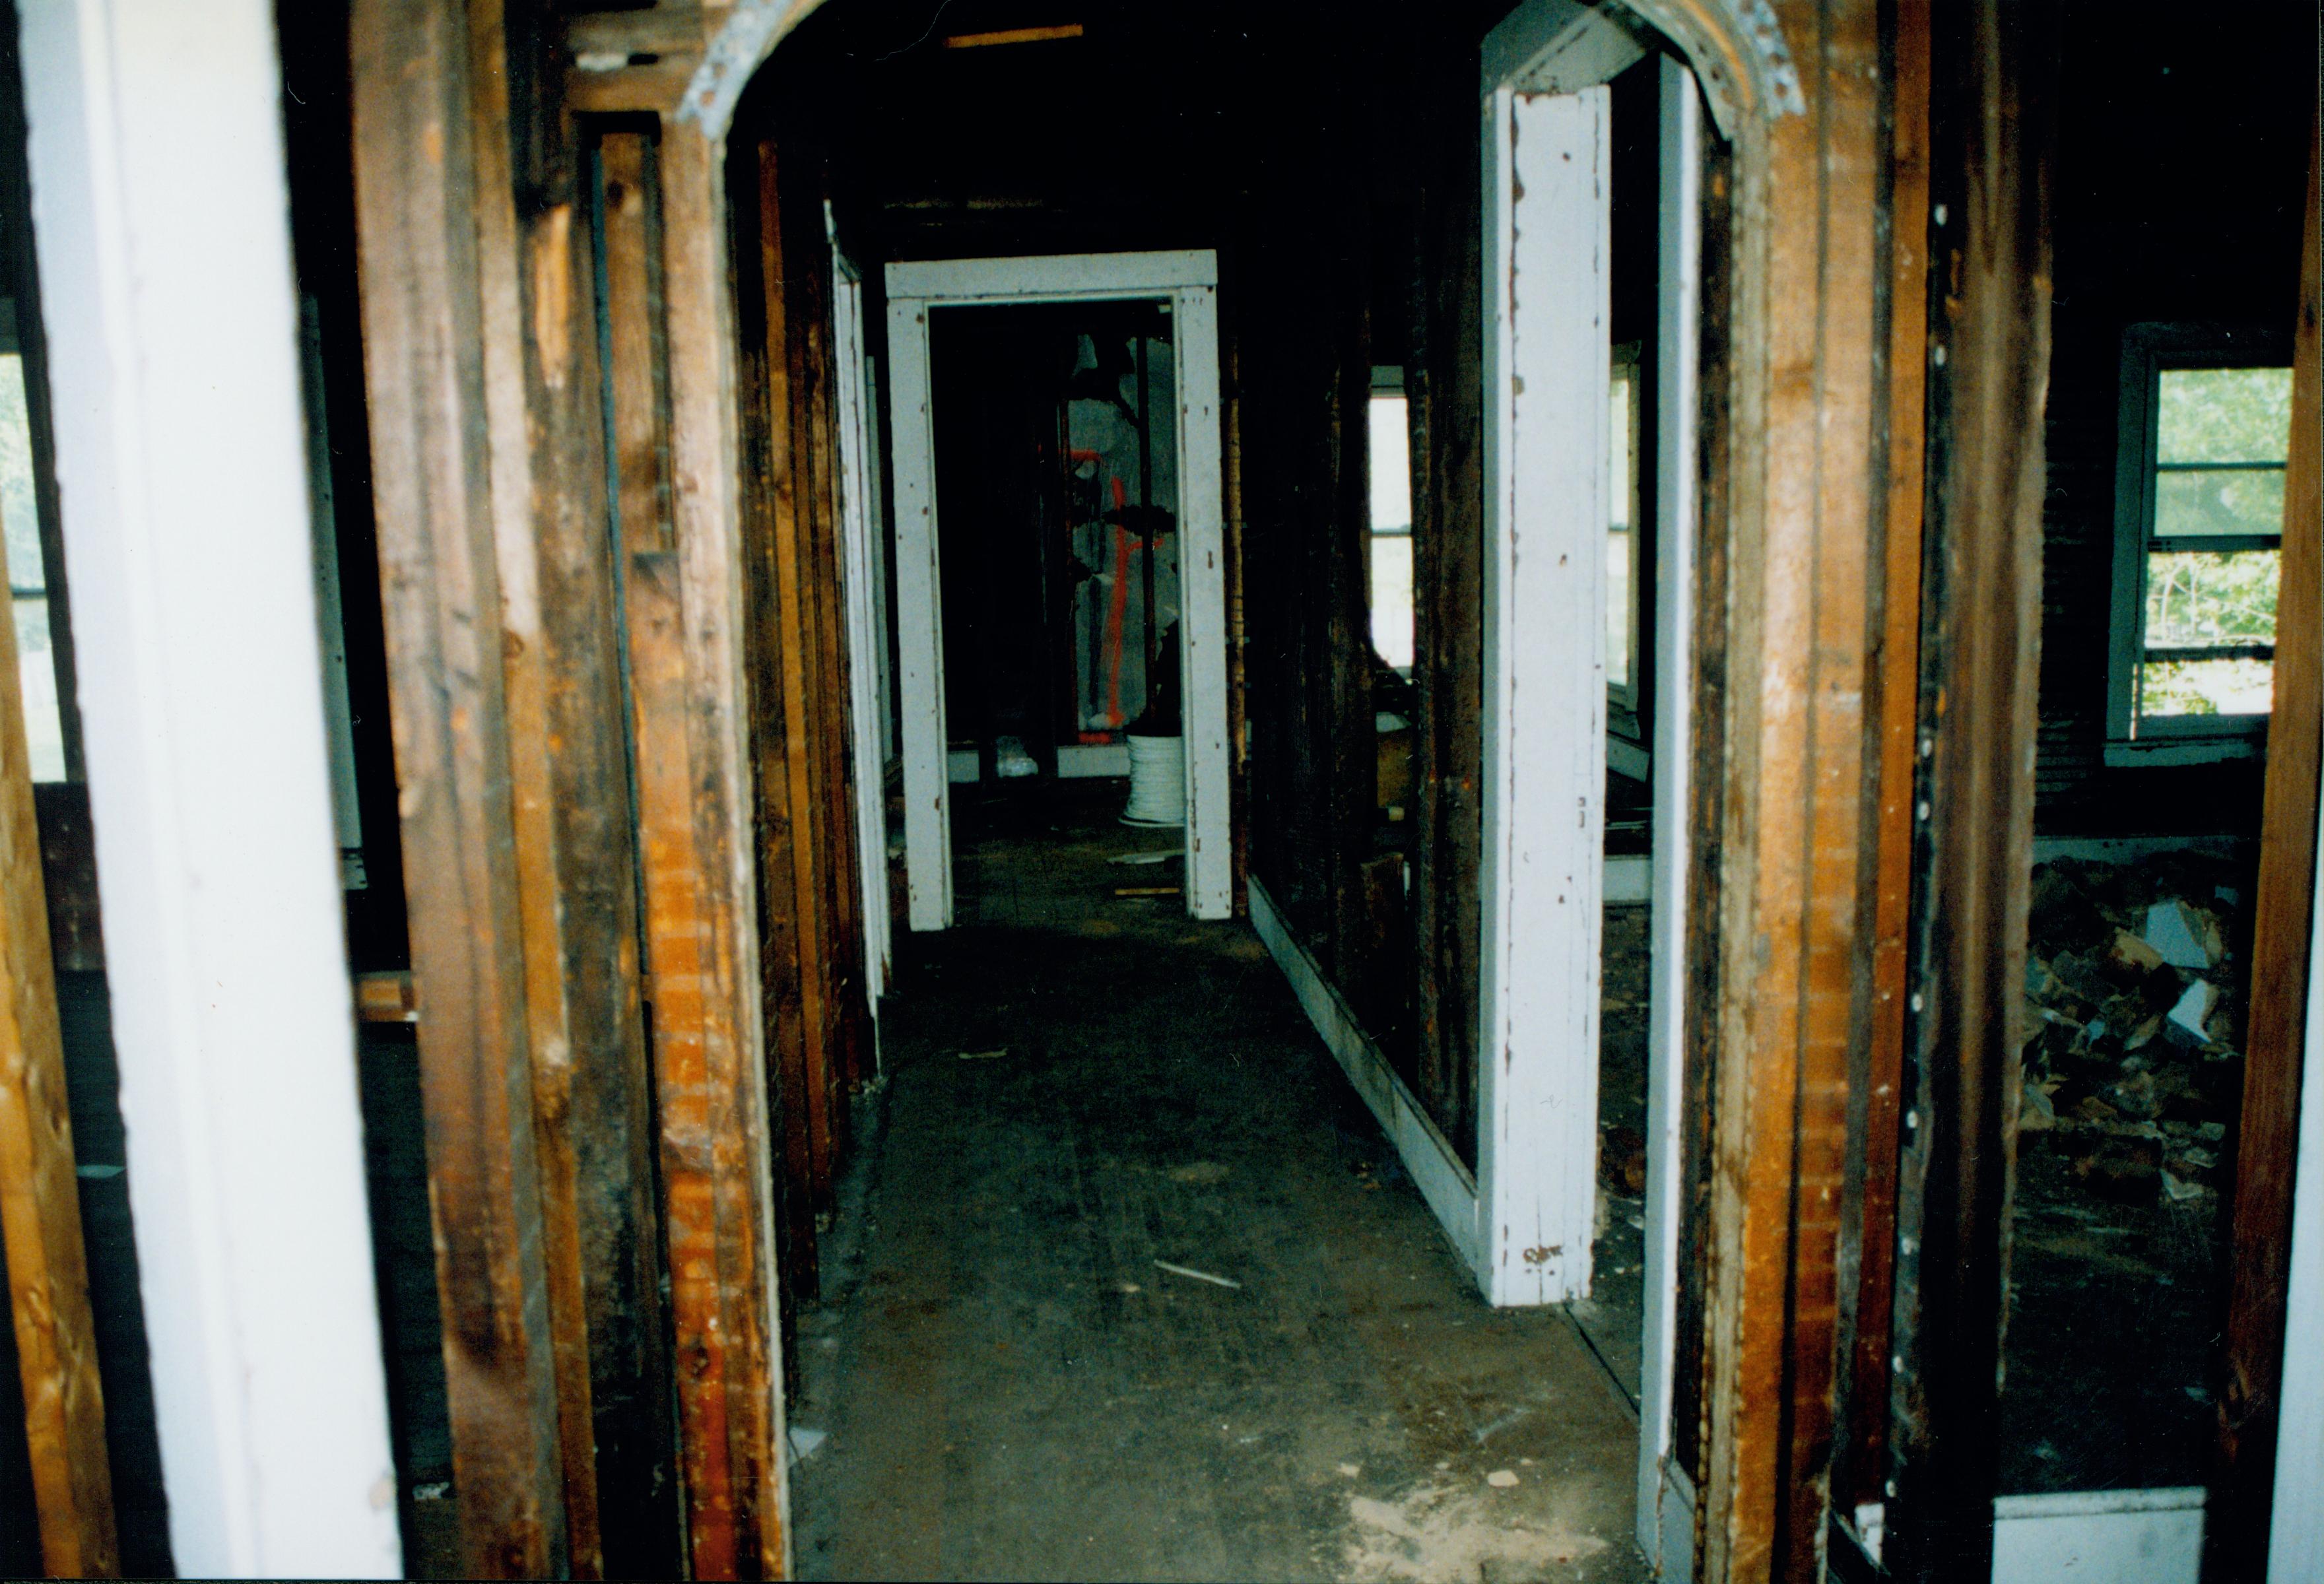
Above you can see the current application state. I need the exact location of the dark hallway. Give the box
[786,784,1648,1582]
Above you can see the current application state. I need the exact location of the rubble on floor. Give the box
[2020,850,2246,1207]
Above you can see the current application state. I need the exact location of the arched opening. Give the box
[702,1,1729,1574]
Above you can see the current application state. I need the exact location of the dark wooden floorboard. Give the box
[790,781,1649,1583]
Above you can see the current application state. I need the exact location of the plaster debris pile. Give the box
[2019,853,2247,1204]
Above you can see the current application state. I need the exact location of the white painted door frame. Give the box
[828,232,893,1010]
[1477,0,1647,1309]
[882,249,1230,927]
[1247,5,1673,1321]
[18,1,401,1573]
[1636,51,1706,1579]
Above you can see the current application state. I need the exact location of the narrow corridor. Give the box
[789,785,1649,1582]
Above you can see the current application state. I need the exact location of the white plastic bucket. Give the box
[1121,733,1185,827]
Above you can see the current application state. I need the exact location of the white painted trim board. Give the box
[1475,76,1611,1307]
[2271,760,2324,1578]
[18,2,401,1571]
[886,248,1216,300]
[828,244,891,1006]
[1636,52,1704,1575]
[883,251,1232,926]
[1248,878,1480,1271]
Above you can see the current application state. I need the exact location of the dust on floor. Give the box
[789,781,1650,1582]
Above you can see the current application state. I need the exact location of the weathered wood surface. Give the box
[349,0,570,1572]
[1832,0,1931,1519]
[608,116,790,1578]
[1882,3,2053,1577]
[1671,116,1738,1496]
[1696,0,1900,1577]
[2216,108,2323,1583]
[465,6,605,1569]
[750,131,840,1267]
[1411,32,1486,1168]
[0,474,113,1579]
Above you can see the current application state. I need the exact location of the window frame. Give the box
[1366,363,1415,677]
[1607,339,1646,730]
[2104,321,2292,766]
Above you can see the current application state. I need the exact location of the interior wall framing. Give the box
[331,2,2245,1581]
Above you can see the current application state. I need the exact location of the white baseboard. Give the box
[1992,1487,2204,1584]
[1247,876,1480,1274]
[1645,1469,2197,1583]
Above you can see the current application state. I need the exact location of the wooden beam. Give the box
[465,5,605,1571]
[760,145,842,1212]
[600,121,789,1579]
[2217,102,2323,1584]
[520,100,685,1584]
[1882,2,2053,1576]
[1830,0,1930,1522]
[349,0,570,1572]
[1696,1,1892,1576]
[0,482,114,1579]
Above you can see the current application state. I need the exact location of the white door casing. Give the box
[827,235,893,1010]
[882,249,1231,927]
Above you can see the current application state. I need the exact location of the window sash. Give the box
[2106,323,2293,754]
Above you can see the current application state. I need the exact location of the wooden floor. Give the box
[787,781,1649,1583]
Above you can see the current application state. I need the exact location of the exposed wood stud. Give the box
[608,116,791,1578]
[1831,0,1930,1521]
[1697,1,1896,1576]
[466,5,604,1569]
[2216,105,2323,1583]
[0,485,114,1579]
[1882,2,2053,1576]
[349,0,571,1571]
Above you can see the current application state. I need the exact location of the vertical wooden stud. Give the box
[605,117,789,1579]
[0,512,114,1579]
[1883,1,2053,1577]
[1696,0,1892,1576]
[350,1,572,1574]
[2218,106,2323,1583]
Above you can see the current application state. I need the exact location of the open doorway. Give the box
[732,0,1715,1576]
[886,253,1232,928]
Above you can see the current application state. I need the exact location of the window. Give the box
[0,301,64,782]
[1368,366,1414,674]
[2108,324,2293,764]
[1607,343,1643,717]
